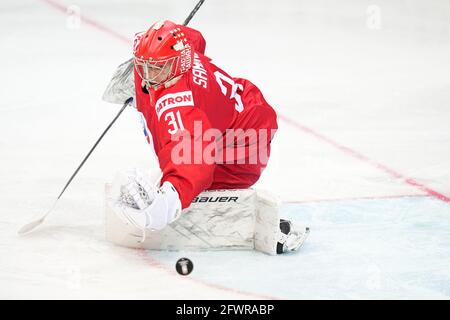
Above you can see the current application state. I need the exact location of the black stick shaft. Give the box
[183,0,205,26]
[56,97,133,199]
[56,1,206,200]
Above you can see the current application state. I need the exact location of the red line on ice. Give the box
[40,0,450,204]
[278,114,450,203]
[39,0,450,205]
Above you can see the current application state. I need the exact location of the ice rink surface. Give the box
[1,0,450,299]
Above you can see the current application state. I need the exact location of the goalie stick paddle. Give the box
[17,97,134,235]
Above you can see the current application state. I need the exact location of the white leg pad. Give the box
[105,185,280,255]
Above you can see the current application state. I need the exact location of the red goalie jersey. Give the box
[134,22,278,209]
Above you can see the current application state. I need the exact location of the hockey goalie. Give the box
[105,20,309,255]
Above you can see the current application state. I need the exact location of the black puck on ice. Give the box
[175,257,194,276]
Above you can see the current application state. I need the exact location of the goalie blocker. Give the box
[105,186,309,255]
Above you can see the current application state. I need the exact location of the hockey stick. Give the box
[18,97,134,235]
[183,0,205,26]
[18,0,206,235]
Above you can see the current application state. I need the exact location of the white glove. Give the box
[111,169,182,231]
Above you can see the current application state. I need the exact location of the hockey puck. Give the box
[175,258,194,276]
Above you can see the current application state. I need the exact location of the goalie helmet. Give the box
[133,20,193,89]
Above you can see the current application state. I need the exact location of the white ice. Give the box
[1,0,450,299]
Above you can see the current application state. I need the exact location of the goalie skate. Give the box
[277,219,310,254]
